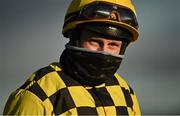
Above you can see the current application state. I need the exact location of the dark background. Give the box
[0,0,180,114]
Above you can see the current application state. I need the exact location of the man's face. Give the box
[79,30,122,55]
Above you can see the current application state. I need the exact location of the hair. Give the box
[68,29,81,46]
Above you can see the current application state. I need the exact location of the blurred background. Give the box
[0,0,180,114]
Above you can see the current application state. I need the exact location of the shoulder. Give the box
[20,62,67,98]
[114,73,134,94]
[114,73,141,115]
[4,63,65,114]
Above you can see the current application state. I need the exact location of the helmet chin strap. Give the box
[65,44,125,59]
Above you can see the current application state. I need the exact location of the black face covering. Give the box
[63,44,124,86]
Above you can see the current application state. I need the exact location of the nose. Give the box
[100,44,110,53]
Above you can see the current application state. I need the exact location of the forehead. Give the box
[80,29,121,41]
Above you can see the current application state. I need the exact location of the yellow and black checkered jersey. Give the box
[4,63,141,115]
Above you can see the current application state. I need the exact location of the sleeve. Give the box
[3,89,45,115]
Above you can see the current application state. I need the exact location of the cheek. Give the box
[108,49,120,55]
[113,49,121,55]
[108,46,121,55]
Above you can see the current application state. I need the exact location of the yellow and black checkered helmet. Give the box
[63,0,139,42]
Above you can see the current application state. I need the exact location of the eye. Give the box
[89,39,101,46]
[109,42,121,48]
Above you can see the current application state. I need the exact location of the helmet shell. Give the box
[63,0,139,42]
